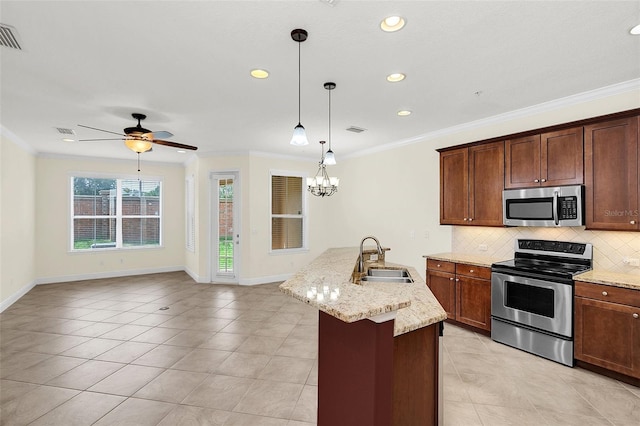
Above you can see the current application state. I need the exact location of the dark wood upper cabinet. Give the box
[440,141,504,226]
[505,127,584,188]
[440,148,468,225]
[584,117,639,231]
[505,134,541,188]
[469,142,505,226]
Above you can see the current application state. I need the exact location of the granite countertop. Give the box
[424,252,507,267]
[574,270,640,291]
[279,247,447,336]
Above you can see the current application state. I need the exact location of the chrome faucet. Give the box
[359,235,383,273]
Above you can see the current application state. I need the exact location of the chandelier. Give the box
[307,140,339,197]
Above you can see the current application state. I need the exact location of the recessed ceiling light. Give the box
[381,16,405,32]
[62,138,75,142]
[397,110,412,116]
[387,73,406,82]
[250,69,269,79]
[631,24,640,35]
[176,150,187,154]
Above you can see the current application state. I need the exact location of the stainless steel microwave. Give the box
[503,185,585,227]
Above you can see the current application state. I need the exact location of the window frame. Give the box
[69,173,164,252]
[269,169,309,254]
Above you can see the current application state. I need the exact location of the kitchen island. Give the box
[280,247,447,426]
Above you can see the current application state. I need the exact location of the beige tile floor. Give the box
[0,271,638,425]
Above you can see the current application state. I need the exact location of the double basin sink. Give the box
[360,267,414,283]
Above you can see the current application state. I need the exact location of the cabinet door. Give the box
[541,126,584,186]
[575,297,640,379]
[455,276,491,331]
[505,134,541,188]
[427,270,456,319]
[468,142,505,226]
[584,117,639,230]
[440,148,469,225]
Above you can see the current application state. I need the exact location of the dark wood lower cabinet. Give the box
[456,276,491,330]
[317,311,440,426]
[426,258,491,332]
[426,270,456,319]
[574,282,640,381]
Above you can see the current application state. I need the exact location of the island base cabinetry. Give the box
[574,282,640,381]
[318,311,440,426]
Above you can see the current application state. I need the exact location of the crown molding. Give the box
[1,125,37,155]
[342,78,640,160]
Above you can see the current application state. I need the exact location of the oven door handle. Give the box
[553,190,559,226]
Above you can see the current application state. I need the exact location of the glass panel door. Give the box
[212,172,239,282]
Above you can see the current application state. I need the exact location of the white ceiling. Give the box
[2,0,639,164]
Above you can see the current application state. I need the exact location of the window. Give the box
[271,172,306,251]
[71,176,162,250]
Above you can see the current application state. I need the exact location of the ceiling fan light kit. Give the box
[78,112,197,158]
[290,28,309,146]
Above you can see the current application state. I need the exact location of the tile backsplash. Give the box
[452,226,640,275]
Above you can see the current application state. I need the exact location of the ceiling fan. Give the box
[78,113,198,153]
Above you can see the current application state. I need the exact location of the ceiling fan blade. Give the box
[78,138,125,141]
[77,124,126,137]
[144,130,173,139]
[152,139,198,150]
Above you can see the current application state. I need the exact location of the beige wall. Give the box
[333,87,640,277]
[35,156,185,283]
[1,136,37,309]
[190,153,335,284]
[1,84,638,309]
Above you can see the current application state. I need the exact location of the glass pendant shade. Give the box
[290,123,309,146]
[125,139,153,153]
[323,149,336,165]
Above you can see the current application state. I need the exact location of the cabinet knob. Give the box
[463,218,468,221]
[631,220,636,225]
[469,269,474,273]
[602,291,608,296]
[541,178,547,182]
[455,278,460,282]
[449,277,454,281]
[633,313,639,319]
[534,179,540,183]
[437,264,441,268]
[468,218,473,222]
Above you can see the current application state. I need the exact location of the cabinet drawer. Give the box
[427,259,455,273]
[575,281,640,308]
[455,263,491,280]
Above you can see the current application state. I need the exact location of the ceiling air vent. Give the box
[346,126,366,133]
[56,128,76,135]
[0,24,22,50]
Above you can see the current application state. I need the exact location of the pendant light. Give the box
[290,29,309,146]
[307,140,339,197]
[323,82,337,165]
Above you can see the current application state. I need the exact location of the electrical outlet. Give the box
[479,244,488,251]
[630,258,640,267]
[423,231,430,239]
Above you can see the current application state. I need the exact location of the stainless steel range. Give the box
[491,239,593,366]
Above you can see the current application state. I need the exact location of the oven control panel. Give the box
[559,196,578,220]
[518,239,586,255]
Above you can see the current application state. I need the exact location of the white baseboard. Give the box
[34,266,185,285]
[184,266,205,283]
[239,273,293,286]
[0,280,36,313]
